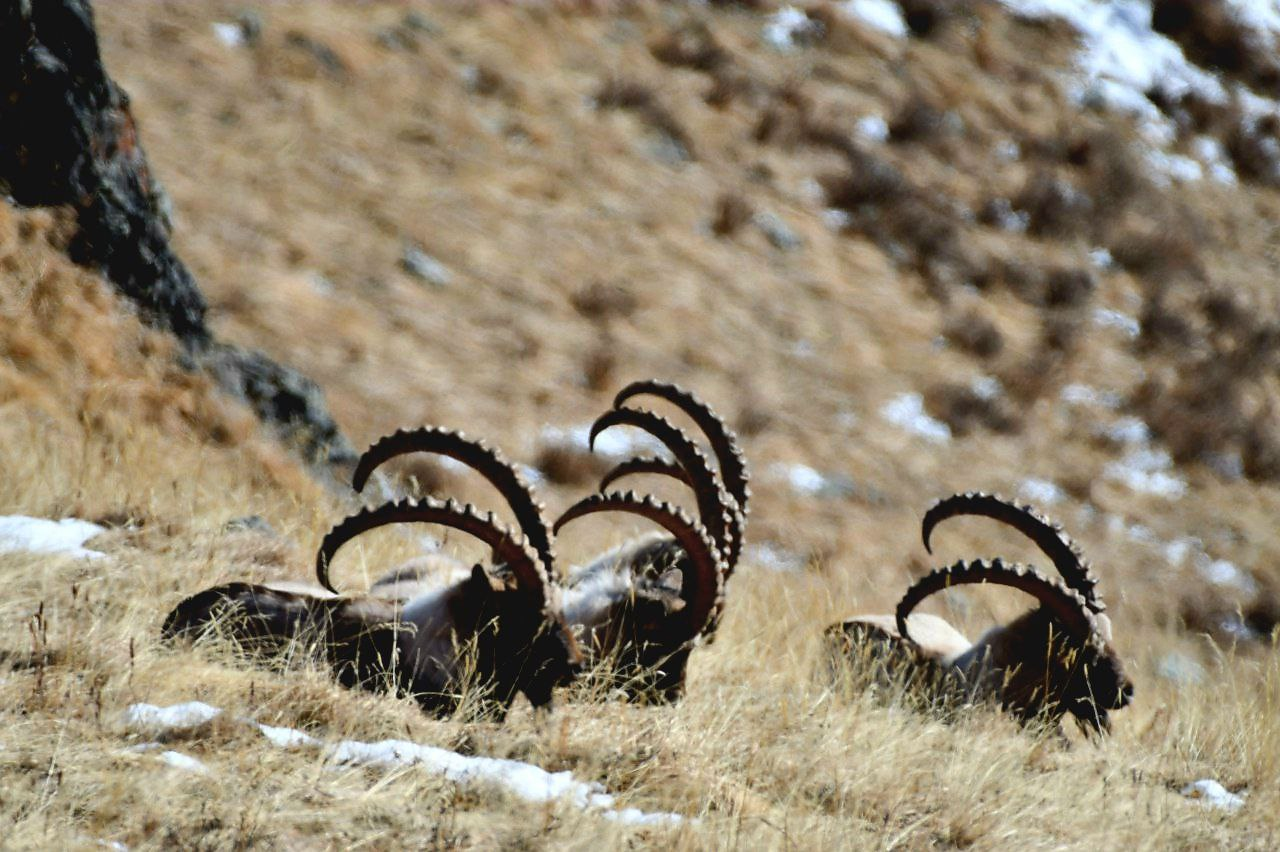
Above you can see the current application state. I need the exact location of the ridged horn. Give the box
[922,492,1103,611]
[316,497,545,602]
[613,379,752,515]
[350,427,555,578]
[599,455,691,492]
[554,490,723,637]
[896,558,1097,645]
[589,407,733,564]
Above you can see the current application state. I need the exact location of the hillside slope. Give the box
[2,0,1280,847]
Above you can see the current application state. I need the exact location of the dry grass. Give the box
[3,0,1280,847]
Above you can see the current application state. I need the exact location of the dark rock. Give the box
[0,0,354,473]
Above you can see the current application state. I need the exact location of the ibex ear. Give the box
[469,563,505,594]
[657,568,684,596]
[1094,612,1113,643]
[656,568,686,613]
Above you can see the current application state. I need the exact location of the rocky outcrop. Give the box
[0,0,354,469]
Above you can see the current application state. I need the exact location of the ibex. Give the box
[826,495,1133,733]
[348,381,748,703]
[163,430,581,719]
[551,381,750,700]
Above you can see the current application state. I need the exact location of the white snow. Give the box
[1018,477,1066,506]
[257,723,319,749]
[763,7,823,50]
[540,423,667,460]
[1181,779,1245,812]
[0,516,106,560]
[1104,446,1187,499]
[123,702,687,825]
[880,393,952,443]
[840,0,909,38]
[211,22,244,48]
[1197,557,1258,595]
[855,114,890,143]
[1105,416,1151,445]
[999,0,1276,184]
[158,750,210,774]
[122,701,222,730]
[1093,307,1140,339]
[744,541,806,573]
[822,208,853,230]
[1156,652,1205,684]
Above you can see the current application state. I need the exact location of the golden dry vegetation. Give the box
[2,1,1280,847]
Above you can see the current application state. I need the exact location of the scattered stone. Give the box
[754,211,802,251]
[400,245,452,287]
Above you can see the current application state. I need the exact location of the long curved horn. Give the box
[599,455,691,492]
[350,428,555,578]
[598,453,746,576]
[896,558,1098,645]
[554,490,723,637]
[316,497,545,602]
[613,379,752,515]
[922,493,1103,611]
[589,407,734,565]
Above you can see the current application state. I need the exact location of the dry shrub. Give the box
[923,381,1020,436]
[595,78,696,161]
[711,192,754,237]
[943,309,1004,359]
[650,22,728,73]
[570,280,637,323]
[533,442,606,486]
[1152,0,1280,94]
[1014,170,1094,238]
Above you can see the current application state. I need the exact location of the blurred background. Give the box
[8,0,1280,658]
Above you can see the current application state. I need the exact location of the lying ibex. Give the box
[163,430,580,719]
[555,490,724,701]
[349,382,746,702]
[548,381,749,700]
[827,496,1133,733]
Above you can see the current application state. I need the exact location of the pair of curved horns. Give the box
[350,427,555,577]
[896,558,1100,647]
[922,492,1104,612]
[317,497,546,602]
[554,490,724,637]
[591,381,749,570]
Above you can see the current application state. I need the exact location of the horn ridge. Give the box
[589,407,734,565]
[613,379,751,515]
[554,490,724,637]
[896,558,1097,646]
[921,492,1103,611]
[598,455,691,492]
[316,497,545,603]
[350,427,556,578]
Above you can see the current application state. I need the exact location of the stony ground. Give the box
[2,1,1280,848]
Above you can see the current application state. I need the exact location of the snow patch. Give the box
[1093,307,1140,338]
[1018,477,1065,506]
[744,541,806,573]
[0,516,106,560]
[764,7,823,50]
[159,750,210,774]
[840,0,909,38]
[540,423,666,459]
[1181,779,1245,812]
[122,701,222,730]
[880,393,951,443]
[855,114,890,143]
[211,22,244,48]
[123,702,687,825]
[1103,446,1187,499]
